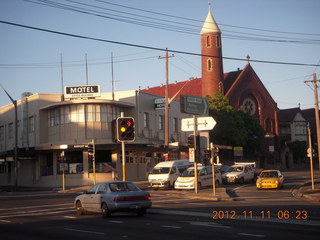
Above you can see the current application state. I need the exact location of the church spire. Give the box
[200,2,224,97]
[200,1,220,34]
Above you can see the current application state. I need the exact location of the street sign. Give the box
[180,95,209,115]
[181,116,216,132]
[154,98,165,110]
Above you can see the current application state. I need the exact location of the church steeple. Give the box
[200,2,224,97]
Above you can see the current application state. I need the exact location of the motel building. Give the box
[0,85,192,188]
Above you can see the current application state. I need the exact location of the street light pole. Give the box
[0,85,18,191]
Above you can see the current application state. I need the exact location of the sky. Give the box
[0,0,319,110]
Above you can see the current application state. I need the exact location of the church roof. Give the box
[141,69,242,100]
[200,10,221,34]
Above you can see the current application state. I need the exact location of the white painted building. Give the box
[0,89,192,188]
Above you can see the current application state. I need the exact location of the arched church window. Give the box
[265,118,273,133]
[207,59,213,72]
[206,35,211,47]
[216,35,221,48]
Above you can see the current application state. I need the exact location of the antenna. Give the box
[60,53,64,94]
[85,53,88,85]
[111,52,115,101]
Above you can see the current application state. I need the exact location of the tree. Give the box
[206,93,264,154]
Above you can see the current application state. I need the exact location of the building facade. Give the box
[0,90,191,188]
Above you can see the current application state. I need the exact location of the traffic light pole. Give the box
[193,115,198,194]
[120,112,127,181]
[92,139,96,184]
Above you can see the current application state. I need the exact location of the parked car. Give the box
[222,163,255,184]
[174,165,222,190]
[148,159,193,189]
[256,170,284,190]
[74,181,152,217]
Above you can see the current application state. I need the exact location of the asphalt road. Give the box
[0,170,319,240]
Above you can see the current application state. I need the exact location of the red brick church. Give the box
[143,7,280,166]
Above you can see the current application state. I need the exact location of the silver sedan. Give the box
[74,181,152,217]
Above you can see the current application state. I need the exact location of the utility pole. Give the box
[305,73,320,172]
[0,85,18,191]
[159,48,174,147]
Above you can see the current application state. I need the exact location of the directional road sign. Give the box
[181,116,216,132]
[180,95,209,115]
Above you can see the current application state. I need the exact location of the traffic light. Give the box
[88,142,94,156]
[116,117,135,142]
[187,135,195,148]
[204,149,211,159]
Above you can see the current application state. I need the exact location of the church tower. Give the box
[201,5,224,97]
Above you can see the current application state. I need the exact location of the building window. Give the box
[216,35,221,48]
[60,106,70,124]
[206,35,211,47]
[143,112,149,128]
[28,116,35,133]
[173,118,178,132]
[0,125,4,140]
[159,115,164,130]
[207,59,213,72]
[86,104,101,122]
[8,123,14,139]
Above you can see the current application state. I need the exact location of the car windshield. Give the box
[181,169,202,177]
[150,167,170,174]
[231,166,244,172]
[260,171,278,178]
[109,182,140,192]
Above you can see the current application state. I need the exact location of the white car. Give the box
[74,181,152,217]
[222,164,255,184]
[174,166,222,190]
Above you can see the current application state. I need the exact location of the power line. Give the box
[24,0,320,45]
[0,20,319,67]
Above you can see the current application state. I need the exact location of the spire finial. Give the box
[246,54,251,64]
[208,0,211,12]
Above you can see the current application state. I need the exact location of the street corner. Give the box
[293,179,320,202]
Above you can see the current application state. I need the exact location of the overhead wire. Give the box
[0,20,319,68]
[24,0,320,44]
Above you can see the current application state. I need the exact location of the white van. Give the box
[174,166,222,190]
[148,160,193,189]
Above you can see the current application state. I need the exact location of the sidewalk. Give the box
[292,179,320,202]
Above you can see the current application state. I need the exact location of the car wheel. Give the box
[239,178,244,185]
[76,201,84,216]
[101,203,111,218]
[136,208,146,217]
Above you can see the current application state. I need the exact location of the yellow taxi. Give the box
[256,170,284,190]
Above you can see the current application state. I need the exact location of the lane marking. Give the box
[162,225,182,229]
[188,221,232,229]
[238,233,265,238]
[108,220,124,223]
[0,219,11,223]
[64,228,105,235]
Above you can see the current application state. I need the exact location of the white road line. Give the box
[188,221,232,229]
[108,220,124,224]
[238,233,265,238]
[0,203,72,211]
[64,228,105,235]
[64,216,77,219]
[0,208,75,218]
[162,225,182,229]
[0,219,11,223]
